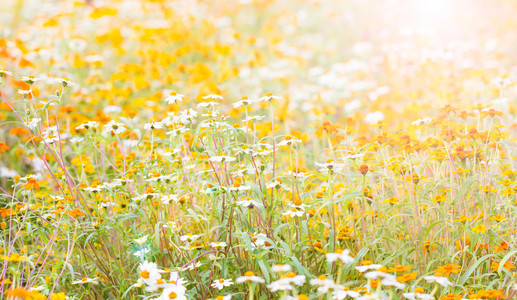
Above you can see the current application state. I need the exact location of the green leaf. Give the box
[457,254,494,286]
[452,178,474,205]
[258,259,270,283]
[497,249,517,275]
[291,256,311,278]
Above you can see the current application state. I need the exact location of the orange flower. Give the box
[68,209,86,218]
[456,111,475,120]
[358,164,370,175]
[469,289,507,299]
[5,287,30,298]
[388,265,412,273]
[397,272,417,283]
[369,279,379,289]
[439,294,462,300]
[440,104,458,115]
[10,127,29,136]
[22,177,40,191]
[436,263,461,277]
[490,261,515,272]
[0,142,9,152]
[480,108,503,118]
[494,241,509,254]
[316,121,338,137]
[0,208,13,217]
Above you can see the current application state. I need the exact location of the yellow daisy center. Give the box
[140,270,150,279]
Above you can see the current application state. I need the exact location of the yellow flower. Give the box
[490,215,507,222]
[471,224,488,234]
[51,293,67,300]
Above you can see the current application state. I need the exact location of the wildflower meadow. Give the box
[1,0,517,299]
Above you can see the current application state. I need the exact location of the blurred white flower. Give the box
[326,249,354,264]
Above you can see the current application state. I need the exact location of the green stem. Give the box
[249,282,254,300]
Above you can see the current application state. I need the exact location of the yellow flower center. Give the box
[244,271,255,277]
[168,291,177,299]
[140,270,150,279]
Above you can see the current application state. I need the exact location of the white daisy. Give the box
[168,271,188,288]
[267,278,293,292]
[102,120,127,136]
[211,278,233,290]
[180,234,202,242]
[233,96,255,108]
[424,275,452,287]
[326,249,354,264]
[0,69,13,77]
[76,121,99,131]
[257,93,281,103]
[236,271,265,284]
[26,118,41,131]
[134,247,151,258]
[381,276,405,289]
[355,264,383,273]
[236,197,263,208]
[364,271,391,280]
[165,91,184,104]
[272,264,292,273]
[145,278,168,292]
[209,155,236,163]
[57,77,74,87]
[310,275,336,294]
[180,108,197,122]
[41,126,60,144]
[315,161,345,172]
[144,121,164,130]
[333,289,360,299]
[282,207,305,218]
[138,261,161,285]
[155,285,187,300]
[202,94,223,101]
[277,137,302,147]
[210,242,227,248]
[22,75,41,84]
[161,194,179,204]
[18,89,31,97]
[72,277,99,285]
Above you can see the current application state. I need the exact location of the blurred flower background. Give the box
[1,0,517,299]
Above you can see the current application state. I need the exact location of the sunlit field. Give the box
[1,0,517,299]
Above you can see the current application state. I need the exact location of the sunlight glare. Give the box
[413,0,454,25]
